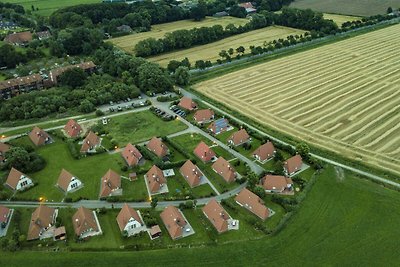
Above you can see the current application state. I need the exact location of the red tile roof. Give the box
[180,160,203,188]
[261,175,293,192]
[284,155,303,175]
[0,205,10,224]
[235,188,269,220]
[4,31,32,45]
[193,109,214,123]
[0,142,10,162]
[6,167,30,190]
[252,142,275,162]
[72,207,99,237]
[228,129,250,146]
[57,169,77,192]
[147,137,168,158]
[238,2,255,9]
[28,126,50,146]
[27,205,56,240]
[193,141,216,163]
[80,131,100,153]
[202,199,230,233]
[99,169,121,198]
[64,119,82,138]
[116,203,143,232]
[160,206,187,240]
[122,143,142,167]
[145,165,166,193]
[178,96,197,111]
[212,157,236,183]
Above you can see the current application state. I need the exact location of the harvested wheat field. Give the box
[149,26,305,66]
[323,13,361,27]
[195,24,400,176]
[290,0,400,16]
[110,16,248,54]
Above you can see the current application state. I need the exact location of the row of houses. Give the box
[0,61,96,99]
[0,185,269,241]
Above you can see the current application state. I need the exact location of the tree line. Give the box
[134,8,339,57]
[135,13,274,57]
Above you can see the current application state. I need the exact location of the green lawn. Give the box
[7,0,101,16]
[3,165,400,266]
[12,138,127,201]
[105,111,188,147]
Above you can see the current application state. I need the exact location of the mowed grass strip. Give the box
[6,0,100,16]
[290,0,400,16]
[109,16,248,54]
[149,26,305,66]
[4,166,400,266]
[195,23,400,176]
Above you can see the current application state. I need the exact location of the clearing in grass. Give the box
[195,24,400,177]
[323,13,362,27]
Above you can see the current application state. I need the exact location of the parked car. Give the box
[109,107,114,112]
[117,106,122,112]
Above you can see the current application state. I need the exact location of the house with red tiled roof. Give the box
[99,169,122,198]
[202,199,233,234]
[147,137,169,159]
[28,126,52,146]
[160,206,188,240]
[180,160,204,188]
[235,188,269,220]
[260,175,293,194]
[212,157,236,183]
[72,207,101,238]
[27,205,57,241]
[193,141,216,163]
[64,119,82,138]
[116,203,145,236]
[145,165,167,195]
[284,155,303,176]
[5,167,33,191]
[0,142,10,162]
[0,205,11,228]
[56,169,83,193]
[80,131,101,153]
[178,96,197,111]
[122,143,143,167]
[227,129,251,146]
[193,109,214,124]
[252,142,276,163]
[238,2,257,13]
[4,31,32,46]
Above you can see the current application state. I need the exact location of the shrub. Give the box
[95,109,105,116]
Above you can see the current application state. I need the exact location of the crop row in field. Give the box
[195,23,400,176]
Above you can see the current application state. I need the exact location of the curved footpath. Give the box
[181,88,400,189]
